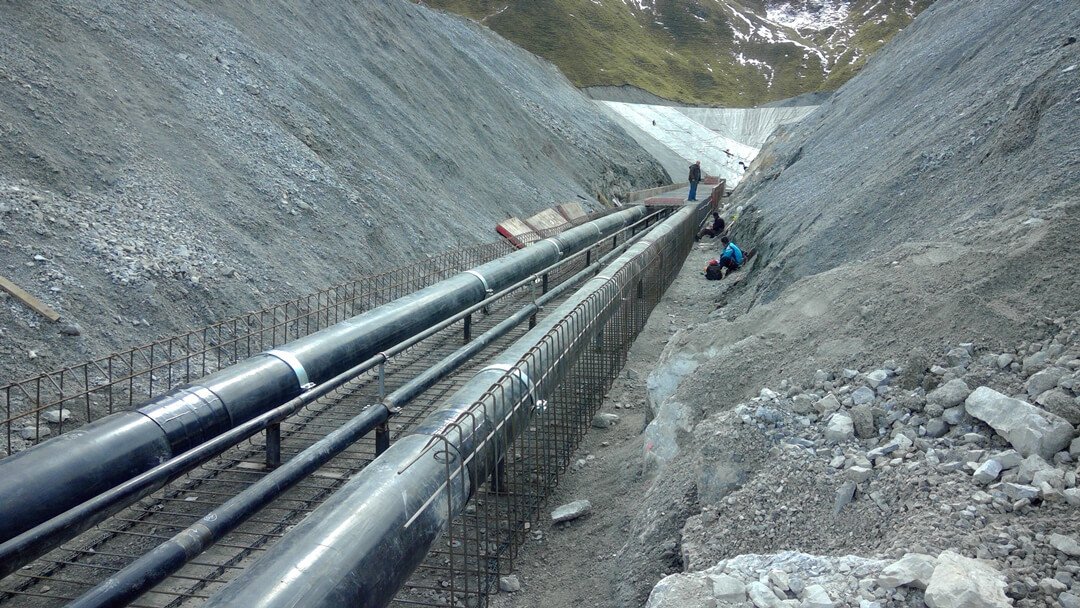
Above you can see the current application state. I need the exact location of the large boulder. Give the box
[964,387,1074,459]
[924,551,1010,608]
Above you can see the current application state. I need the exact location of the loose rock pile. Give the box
[658,321,1080,607]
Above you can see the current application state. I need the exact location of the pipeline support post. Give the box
[375,423,390,456]
[265,424,281,468]
[463,314,472,343]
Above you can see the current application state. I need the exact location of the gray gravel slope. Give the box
[736,0,1079,307]
[0,0,666,380]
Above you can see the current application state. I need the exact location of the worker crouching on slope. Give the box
[704,237,743,280]
[696,212,725,241]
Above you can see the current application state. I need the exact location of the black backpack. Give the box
[705,264,724,280]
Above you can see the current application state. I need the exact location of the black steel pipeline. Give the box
[201,204,699,608]
[0,206,647,545]
[0,212,662,578]
[64,218,660,608]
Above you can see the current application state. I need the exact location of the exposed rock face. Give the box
[964,387,1074,459]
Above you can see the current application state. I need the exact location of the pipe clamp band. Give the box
[464,270,491,293]
[263,349,310,388]
[540,238,562,258]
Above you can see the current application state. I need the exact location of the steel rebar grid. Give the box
[197,203,702,608]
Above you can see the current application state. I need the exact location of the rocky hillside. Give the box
[0,0,666,382]
[484,0,1080,607]
[424,0,932,105]
[627,0,1080,603]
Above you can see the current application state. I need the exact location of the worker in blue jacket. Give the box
[707,236,743,278]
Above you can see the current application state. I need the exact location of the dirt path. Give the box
[489,239,724,608]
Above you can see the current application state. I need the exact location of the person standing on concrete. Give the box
[688,160,702,201]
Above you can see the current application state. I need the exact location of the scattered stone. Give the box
[755,406,782,425]
[846,465,874,483]
[1017,454,1053,484]
[942,406,966,426]
[964,387,1075,459]
[945,347,972,368]
[972,459,1002,484]
[1061,593,1080,608]
[1023,351,1050,375]
[746,581,782,608]
[815,394,841,416]
[759,388,779,400]
[851,386,875,406]
[592,413,620,429]
[924,550,1010,608]
[825,414,854,443]
[878,553,937,589]
[42,409,71,424]
[499,574,521,592]
[925,418,950,438]
[998,482,1040,501]
[710,573,746,603]
[551,500,592,523]
[1063,487,1080,505]
[866,369,889,389]
[59,323,82,336]
[1027,367,1066,398]
[849,404,875,439]
[17,426,50,440]
[834,480,857,514]
[927,379,971,408]
[991,449,1023,470]
[1050,533,1080,557]
[767,569,790,592]
[790,394,815,414]
[801,584,835,608]
[996,353,1014,369]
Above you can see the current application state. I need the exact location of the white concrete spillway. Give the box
[596,101,817,187]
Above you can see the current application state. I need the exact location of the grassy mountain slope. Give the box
[426,0,933,105]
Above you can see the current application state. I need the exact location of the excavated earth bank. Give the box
[0,0,666,384]
[493,0,1079,607]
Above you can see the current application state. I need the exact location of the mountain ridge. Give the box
[425,0,932,105]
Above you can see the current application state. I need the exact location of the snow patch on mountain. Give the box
[766,0,851,31]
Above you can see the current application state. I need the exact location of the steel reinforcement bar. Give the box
[0,206,647,547]
[63,212,663,608]
[200,202,702,608]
